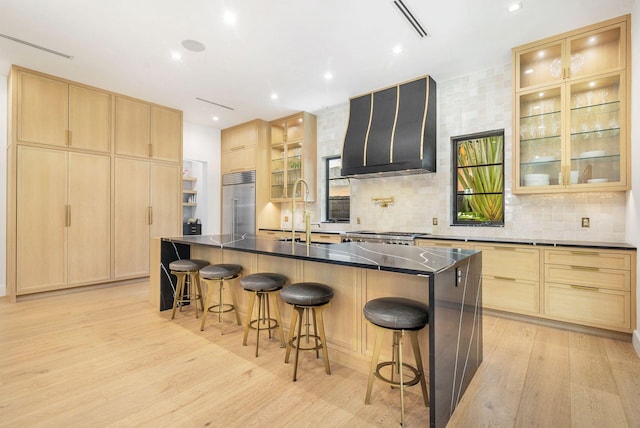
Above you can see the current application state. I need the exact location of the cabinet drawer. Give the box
[415,239,473,249]
[483,276,539,315]
[221,147,256,174]
[304,234,342,244]
[545,264,630,291]
[545,282,631,331]
[475,245,540,282]
[545,249,631,270]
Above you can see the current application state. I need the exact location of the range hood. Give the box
[341,75,436,178]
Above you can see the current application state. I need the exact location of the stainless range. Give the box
[341,231,419,245]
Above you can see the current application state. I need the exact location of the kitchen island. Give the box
[151,235,482,428]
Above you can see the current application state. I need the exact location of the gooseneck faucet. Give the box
[292,178,311,247]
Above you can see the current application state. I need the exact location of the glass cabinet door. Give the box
[517,86,563,188]
[270,144,285,199]
[517,41,563,90]
[286,143,303,199]
[568,23,625,80]
[568,73,623,185]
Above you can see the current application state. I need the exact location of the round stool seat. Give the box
[363,297,429,331]
[200,264,242,280]
[169,259,209,272]
[241,273,287,292]
[280,282,334,307]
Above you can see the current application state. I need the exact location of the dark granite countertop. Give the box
[162,234,478,275]
[415,234,636,250]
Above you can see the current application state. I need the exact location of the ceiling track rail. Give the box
[195,97,235,111]
[0,33,74,59]
[393,0,428,38]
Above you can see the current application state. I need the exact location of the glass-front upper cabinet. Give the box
[513,15,629,194]
[269,112,317,202]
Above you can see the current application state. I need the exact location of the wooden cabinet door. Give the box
[115,97,150,158]
[16,146,67,293]
[17,71,68,146]
[67,153,111,285]
[114,158,150,278]
[69,85,111,152]
[150,163,181,239]
[150,106,181,162]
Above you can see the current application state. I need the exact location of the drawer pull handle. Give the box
[230,145,247,151]
[570,251,598,256]
[570,284,599,291]
[494,276,517,281]
[570,265,599,271]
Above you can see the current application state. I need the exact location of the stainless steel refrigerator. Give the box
[222,170,256,236]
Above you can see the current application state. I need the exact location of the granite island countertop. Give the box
[162,234,478,275]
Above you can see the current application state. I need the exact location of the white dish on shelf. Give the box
[587,178,608,183]
[579,150,606,158]
[524,173,550,186]
[531,155,558,163]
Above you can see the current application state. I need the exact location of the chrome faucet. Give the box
[292,178,311,247]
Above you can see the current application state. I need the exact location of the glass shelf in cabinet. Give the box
[571,154,620,162]
[519,110,561,120]
[519,135,562,143]
[570,127,620,140]
[570,100,620,115]
[520,158,561,166]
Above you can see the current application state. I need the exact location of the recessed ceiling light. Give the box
[324,71,333,80]
[589,81,596,87]
[212,116,219,121]
[507,1,522,12]
[182,39,206,52]
[171,51,182,61]
[538,92,544,97]
[223,10,237,26]
[271,93,278,100]
[537,50,545,58]
[393,44,403,54]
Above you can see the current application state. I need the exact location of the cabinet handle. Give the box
[148,206,153,225]
[493,276,517,281]
[66,130,72,146]
[570,251,598,256]
[562,68,566,79]
[230,145,246,151]
[570,284,599,291]
[65,205,71,227]
[570,265,598,271]
[148,144,153,158]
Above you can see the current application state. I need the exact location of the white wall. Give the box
[183,122,221,235]
[626,0,640,355]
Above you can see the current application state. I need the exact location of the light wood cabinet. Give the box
[115,97,182,162]
[475,244,541,315]
[415,239,473,250]
[269,112,317,202]
[16,68,111,152]
[544,248,635,332]
[221,119,264,174]
[114,158,181,279]
[513,15,630,193]
[16,146,111,294]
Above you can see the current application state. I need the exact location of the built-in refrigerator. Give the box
[221,170,256,236]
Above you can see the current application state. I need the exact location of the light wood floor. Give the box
[1,282,639,428]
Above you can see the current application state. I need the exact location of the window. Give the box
[452,129,504,226]
[325,156,350,222]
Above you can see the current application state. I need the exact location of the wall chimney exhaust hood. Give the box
[341,75,436,178]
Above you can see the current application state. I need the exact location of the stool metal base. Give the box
[200,274,241,334]
[242,290,285,357]
[365,326,429,427]
[170,270,204,320]
[284,303,331,381]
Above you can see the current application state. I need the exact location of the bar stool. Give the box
[280,282,334,381]
[199,264,243,334]
[170,259,209,319]
[363,297,430,427]
[240,273,288,357]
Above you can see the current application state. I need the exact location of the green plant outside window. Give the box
[452,130,504,226]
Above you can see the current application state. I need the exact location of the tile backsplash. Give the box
[282,63,626,243]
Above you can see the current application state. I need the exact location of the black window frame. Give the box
[325,155,350,223]
[451,129,505,227]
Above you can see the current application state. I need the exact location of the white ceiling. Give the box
[0,0,634,130]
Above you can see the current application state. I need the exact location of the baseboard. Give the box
[633,330,640,359]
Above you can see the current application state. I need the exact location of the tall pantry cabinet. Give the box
[6,66,182,300]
